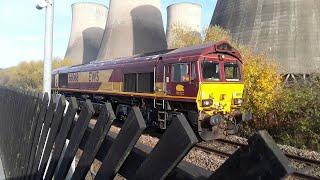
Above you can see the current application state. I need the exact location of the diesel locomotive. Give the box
[52,41,244,140]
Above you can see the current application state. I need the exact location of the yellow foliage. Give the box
[168,24,202,49]
[53,58,71,69]
[241,52,282,119]
[204,25,233,43]
[0,58,71,91]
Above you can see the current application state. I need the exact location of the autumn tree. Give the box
[1,58,71,91]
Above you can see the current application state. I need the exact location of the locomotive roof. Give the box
[53,41,241,74]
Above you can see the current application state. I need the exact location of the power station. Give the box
[64,2,108,65]
[166,2,202,48]
[211,0,320,74]
[96,0,167,61]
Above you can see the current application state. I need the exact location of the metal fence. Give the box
[0,87,293,179]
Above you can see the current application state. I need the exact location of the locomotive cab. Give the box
[196,43,244,140]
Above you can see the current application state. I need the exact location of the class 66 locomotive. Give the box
[52,41,248,141]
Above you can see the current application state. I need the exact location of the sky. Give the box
[0,0,217,69]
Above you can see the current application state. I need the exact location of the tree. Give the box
[168,24,202,49]
[1,58,71,91]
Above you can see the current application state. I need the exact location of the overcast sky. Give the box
[0,0,217,69]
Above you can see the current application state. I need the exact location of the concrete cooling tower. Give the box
[96,0,167,61]
[64,3,108,65]
[211,0,320,74]
[166,3,202,48]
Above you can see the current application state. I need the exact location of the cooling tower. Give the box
[166,3,202,48]
[96,0,167,61]
[211,0,320,74]
[64,3,108,65]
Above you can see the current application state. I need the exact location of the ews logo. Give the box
[89,71,99,82]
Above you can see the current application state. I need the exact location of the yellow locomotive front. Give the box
[196,53,245,140]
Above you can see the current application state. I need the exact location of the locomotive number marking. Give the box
[89,71,99,82]
[68,73,79,82]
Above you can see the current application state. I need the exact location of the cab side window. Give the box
[191,62,197,81]
[171,63,189,82]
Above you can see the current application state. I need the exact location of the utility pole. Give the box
[37,0,54,95]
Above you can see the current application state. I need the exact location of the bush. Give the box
[270,83,320,150]
[241,52,282,120]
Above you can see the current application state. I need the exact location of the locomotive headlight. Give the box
[202,99,213,107]
[233,98,243,105]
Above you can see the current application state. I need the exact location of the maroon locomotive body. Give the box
[52,42,244,140]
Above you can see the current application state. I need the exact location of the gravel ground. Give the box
[204,135,320,177]
[226,135,320,162]
[76,125,319,179]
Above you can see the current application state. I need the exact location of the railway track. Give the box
[195,139,320,180]
[88,116,320,179]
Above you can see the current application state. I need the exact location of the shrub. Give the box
[241,52,282,120]
[270,83,320,150]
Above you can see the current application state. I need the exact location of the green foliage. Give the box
[242,83,320,151]
[272,83,320,150]
[0,58,71,91]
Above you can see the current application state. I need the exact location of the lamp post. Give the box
[37,0,54,95]
[36,3,76,177]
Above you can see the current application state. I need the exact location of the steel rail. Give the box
[195,143,320,180]
[215,138,320,167]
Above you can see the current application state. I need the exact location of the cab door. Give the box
[166,61,198,97]
[154,58,166,95]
